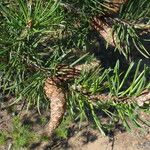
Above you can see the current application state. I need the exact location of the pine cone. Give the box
[43,77,66,136]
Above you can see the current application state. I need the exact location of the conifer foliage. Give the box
[0,0,150,136]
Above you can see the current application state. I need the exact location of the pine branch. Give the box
[107,17,150,30]
[72,85,150,106]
